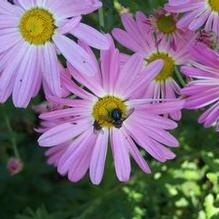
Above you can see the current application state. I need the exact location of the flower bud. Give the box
[7,158,23,176]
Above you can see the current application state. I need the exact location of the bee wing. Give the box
[93,128,104,135]
[121,108,135,122]
[126,108,135,118]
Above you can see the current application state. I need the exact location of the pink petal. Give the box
[123,130,151,173]
[12,46,38,107]
[72,23,110,50]
[41,43,62,97]
[53,33,98,76]
[90,129,109,185]
[38,123,87,147]
[111,128,131,182]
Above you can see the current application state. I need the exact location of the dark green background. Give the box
[1,1,219,218]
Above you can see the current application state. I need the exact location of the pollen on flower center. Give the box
[19,8,55,45]
[92,96,127,128]
[147,52,175,81]
[208,0,219,12]
[156,15,176,34]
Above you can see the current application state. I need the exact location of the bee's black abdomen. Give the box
[113,121,123,129]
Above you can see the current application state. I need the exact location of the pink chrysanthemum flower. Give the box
[165,0,219,36]
[0,0,109,107]
[181,42,219,131]
[145,8,194,50]
[112,12,191,120]
[37,37,184,184]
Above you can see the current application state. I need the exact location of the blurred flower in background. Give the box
[181,42,219,131]
[165,0,219,36]
[145,8,195,50]
[197,30,219,51]
[7,157,23,176]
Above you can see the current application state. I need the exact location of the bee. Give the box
[110,108,123,128]
[96,108,133,129]
[110,108,134,129]
[93,108,135,131]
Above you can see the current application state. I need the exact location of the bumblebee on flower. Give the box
[37,36,184,185]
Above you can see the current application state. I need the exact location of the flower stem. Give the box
[174,66,186,87]
[98,7,105,30]
[2,108,20,159]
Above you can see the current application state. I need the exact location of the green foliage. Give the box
[16,206,62,219]
[118,0,166,14]
[1,1,219,219]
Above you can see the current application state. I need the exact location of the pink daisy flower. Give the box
[145,8,194,50]
[165,0,219,35]
[0,0,109,107]
[112,12,191,120]
[37,37,184,185]
[181,42,219,131]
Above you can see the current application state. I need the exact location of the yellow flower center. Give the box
[92,96,127,128]
[156,15,176,34]
[147,52,175,81]
[208,0,219,12]
[19,8,55,45]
